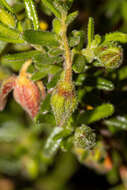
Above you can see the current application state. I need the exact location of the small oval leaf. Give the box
[0,22,24,43]
[77,103,114,124]
[24,0,39,30]
[23,30,59,47]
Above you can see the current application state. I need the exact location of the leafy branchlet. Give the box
[0,0,127,176]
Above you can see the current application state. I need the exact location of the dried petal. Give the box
[13,75,41,118]
[0,76,16,110]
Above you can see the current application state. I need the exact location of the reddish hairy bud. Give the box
[0,60,46,119]
[13,75,41,118]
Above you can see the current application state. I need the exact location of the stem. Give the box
[20,59,32,76]
[61,14,72,82]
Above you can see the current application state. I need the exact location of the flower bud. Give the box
[0,60,46,119]
[51,79,77,126]
[74,125,96,150]
[95,44,123,69]
[13,75,41,119]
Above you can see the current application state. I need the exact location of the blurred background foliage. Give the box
[1,0,127,190]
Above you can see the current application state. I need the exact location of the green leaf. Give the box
[84,77,114,91]
[42,126,73,161]
[42,127,64,161]
[66,0,74,10]
[39,94,51,113]
[52,0,74,12]
[104,116,127,130]
[52,18,61,34]
[0,22,24,43]
[1,50,42,71]
[34,113,56,128]
[47,71,61,89]
[118,65,127,80]
[0,8,16,28]
[75,74,86,86]
[66,11,78,26]
[31,71,47,81]
[11,43,31,52]
[96,77,114,91]
[31,64,62,81]
[72,54,87,73]
[104,32,127,43]
[87,17,94,47]
[0,0,14,13]
[13,2,25,14]
[48,48,63,56]
[23,30,59,47]
[41,0,61,18]
[24,0,39,30]
[76,30,85,50]
[0,40,7,54]
[33,53,63,65]
[69,30,81,47]
[77,103,114,124]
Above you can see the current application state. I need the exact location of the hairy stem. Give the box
[20,59,32,76]
[61,14,72,82]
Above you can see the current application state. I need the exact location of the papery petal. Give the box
[13,76,41,118]
[0,76,16,110]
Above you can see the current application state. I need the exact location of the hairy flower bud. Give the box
[13,75,41,119]
[51,79,77,126]
[95,44,123,69]
[74,125,96,150]
[0,60,46,119]
[13,60,46,118]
